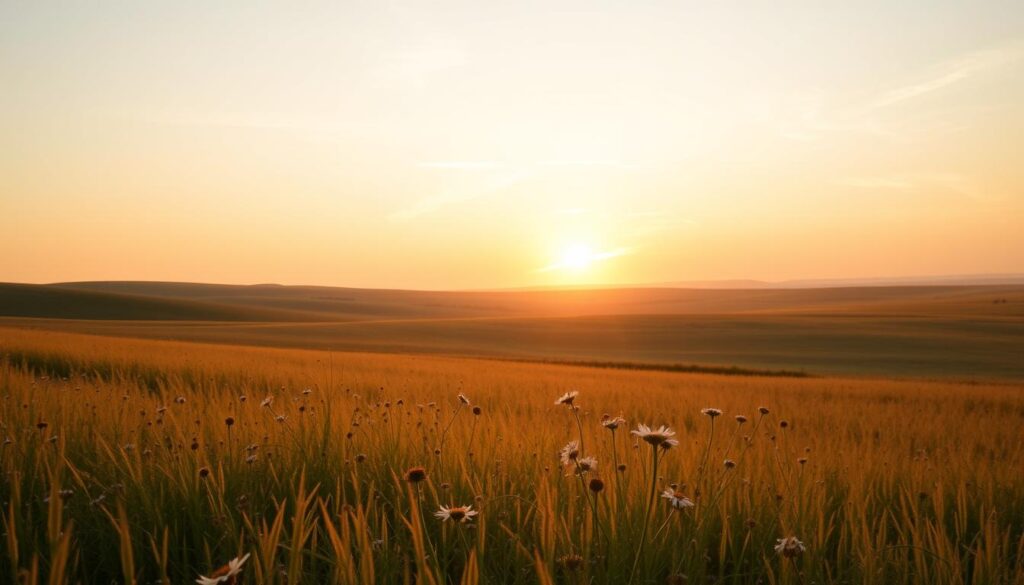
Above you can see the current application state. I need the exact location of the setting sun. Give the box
[561,243,595,271]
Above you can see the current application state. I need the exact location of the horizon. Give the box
[3,2,1023,289]
[4,270,1024,293]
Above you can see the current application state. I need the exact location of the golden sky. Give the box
[2,2,1023,289]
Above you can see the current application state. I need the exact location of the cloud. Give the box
[870,42,1024,109]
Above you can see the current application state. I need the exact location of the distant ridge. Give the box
[647,273,1024,290]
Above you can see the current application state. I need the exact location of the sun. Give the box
[561,243,595,271]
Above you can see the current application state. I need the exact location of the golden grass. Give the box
[1,327,1023,584]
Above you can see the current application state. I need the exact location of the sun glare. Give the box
[561,243,595,271]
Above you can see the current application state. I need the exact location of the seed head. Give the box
[472,406,482,416]
[404,466,428,483]
[735,415,748,424]
[758,406,770,415]
[588,478,605,493]
[701,408,722,418]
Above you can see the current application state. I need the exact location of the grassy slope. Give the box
[2,282,1022,380]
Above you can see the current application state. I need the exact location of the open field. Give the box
[1,328,1023,584]
[2,282,1023,380]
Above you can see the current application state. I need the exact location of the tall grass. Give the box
[1,327,1022,584]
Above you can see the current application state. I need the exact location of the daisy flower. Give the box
[701,408,722,418]
[631,424,678,448]
[195,553,251,585]
[601,415,626,430]
[559,440,580,466]
[775,536,806,558]
[661,488,695,510]
[435,505,478,523]
[554,391,579,406]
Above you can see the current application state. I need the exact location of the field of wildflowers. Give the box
[1,327,1022,584]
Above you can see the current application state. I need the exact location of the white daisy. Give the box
[631,424,677,447]
[661,488,695,510]
[774,536,806,558]
[435,505,478,523]
[195,552,251,584]
[554,391,579,406]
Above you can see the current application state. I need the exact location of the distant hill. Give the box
[2,280,1022,380]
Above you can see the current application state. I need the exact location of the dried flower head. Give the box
[775,536,806,558]
[724,459,736,469]
[554,391,579,406]
[435,505,478,523]
[631,424,678,448]
[701,408,723,418]
[588,478,605,493]
[404,466,428,483]
[458,393,471,405]
[735,415,748,424]
[472,406,482,415]
[260,397,273,408]
[661,488,695,510]
[758,406,770,415]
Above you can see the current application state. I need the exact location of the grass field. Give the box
[2,327,1022,584]
[2,282,1023,380]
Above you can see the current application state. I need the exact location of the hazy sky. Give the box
[2,1,1022,289]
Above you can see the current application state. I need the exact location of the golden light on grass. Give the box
[1,327,1022,583]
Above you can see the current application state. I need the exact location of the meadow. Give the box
[2,326,1023,584]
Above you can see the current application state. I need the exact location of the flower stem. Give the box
[628,445,658,584]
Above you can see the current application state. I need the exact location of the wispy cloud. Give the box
[870,42,1023,109]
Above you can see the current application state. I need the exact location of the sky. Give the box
[1,1,1023,290]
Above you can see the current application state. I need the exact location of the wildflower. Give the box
[404,466,428,483]
[724,459,736,469]
[196,553,251,585]
[245,454,257,464]
[458,393,471,405]
[780,420,789,428]
[260,396,273,408]
[275,415,286,423]
[758,406,770,415]
[798,457,808,465]
[174,396,187,404]
[239,395,247,402]
[559,440,580,466]
[701,408,722,418]
[435,505,477,523]
[199,467,210,479]
[156,406,168,415]
[602,415,626,430]
[631,424,678,448]
[225,417,235,427]
[774,536,806,558]
[472,406,482,415]
[36,421,48,430]
[572,456,597,475]
[735,415,748,424]
[554,391,578,406]
[661,488,695,510]
[588,478,605,493]
[302,388,312,395]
